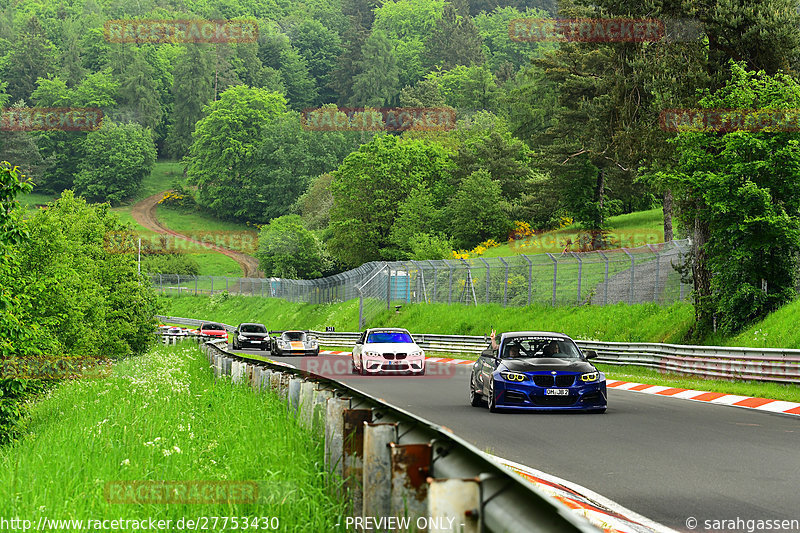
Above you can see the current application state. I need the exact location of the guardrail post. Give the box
[325,397,351,478]
[427,478,480,533]
[279,374,291,401]
[269,371,282,394]
[288,377,303,413]
[624,249,635,304]
[546,253,557,307]
[313,388,334,435]
[571,252,582,305]
[362,422,398,519]
[222,357,232,376]
[390,443,431,524]
[343,409,373,517]
[299,380,316,428]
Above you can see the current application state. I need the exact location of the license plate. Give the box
[545,389,569,396]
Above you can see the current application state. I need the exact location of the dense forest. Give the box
[2,0,800,338]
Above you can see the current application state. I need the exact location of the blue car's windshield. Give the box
[367,331,413,343]
[501,337,582,359]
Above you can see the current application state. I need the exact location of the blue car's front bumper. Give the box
[493,373,607,411]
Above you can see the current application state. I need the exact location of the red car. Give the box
[198,323,228,341]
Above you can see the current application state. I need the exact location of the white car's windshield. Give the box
[367,331,413,343]
[282,331,306,341]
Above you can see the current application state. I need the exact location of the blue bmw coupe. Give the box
[469,331,607,413]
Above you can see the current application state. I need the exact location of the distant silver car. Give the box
[272,330,320,356]
[351,328,425,375]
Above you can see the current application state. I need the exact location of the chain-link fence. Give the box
[150,239,693,328]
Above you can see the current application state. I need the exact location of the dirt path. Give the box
[130,193,262,278]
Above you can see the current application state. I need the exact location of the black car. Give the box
[469,331,607,413]
[232,323,270,351]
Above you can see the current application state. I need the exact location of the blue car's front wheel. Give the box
[487,380,499,413]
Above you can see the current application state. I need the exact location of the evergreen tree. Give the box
[165,45,214,159]
[426,2,485,70]
[350,30,400,107]
[5,17,56,101]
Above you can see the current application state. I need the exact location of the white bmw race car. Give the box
[351,328,425,375]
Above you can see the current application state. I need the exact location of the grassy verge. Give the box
[158,295,694,343]
[0,344,346,530]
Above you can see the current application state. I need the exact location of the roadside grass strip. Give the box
[605,380,800,416]
[492,456,677,533]
[0,344,346,531]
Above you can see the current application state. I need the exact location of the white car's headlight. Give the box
[365,351,380,357]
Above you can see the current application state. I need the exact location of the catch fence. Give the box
[151,239,693,329]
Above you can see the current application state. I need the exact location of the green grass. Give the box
[721,298,800,349]
[132,160,185,202]
[483,208,668,257]
[596,364,800,403]
[159,295,694,343]
[17,192,56,210]
[0,343,346,530]
[184,253,243,277]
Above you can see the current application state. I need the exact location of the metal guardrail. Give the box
[198,338,601,533]
[158,316,800,383]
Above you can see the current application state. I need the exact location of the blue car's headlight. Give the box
[580,372,600,382]
[500,372,528,382]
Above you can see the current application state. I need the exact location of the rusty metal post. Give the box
[362,423,398,519]
[279,373,291,401]
[299,381,316,428]
[325,397,351,478]
[246,364,255,388]
[390,443,432,527]
[313,388,334,435]
[342,409,373,517]
[427,478,480,533]
[269,371,282,394]
[288,377,303,413]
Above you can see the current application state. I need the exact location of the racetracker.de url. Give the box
[0,516,280,531]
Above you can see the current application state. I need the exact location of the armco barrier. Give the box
[157,316,800,383]
[198,338,600,533]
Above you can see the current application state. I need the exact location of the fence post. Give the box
[357,286,365,330]
[522,255,532,306]
[674,240,685,301]
[210,276,213,295]
[226,276,229,293]
[446,260,453,304]
[427,260,437,303]
[479,257,490,304]
[176,274,180,296]
[195,276,198,295]
[571,252,582,305]
[648,244,659,303]
[498,257,508,307]
[159,273,163,295]
[624,249,635,304]
[386,264,391,310]
[546,253,557,307]
[598,251,608,305]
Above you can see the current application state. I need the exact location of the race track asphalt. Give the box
[229,349,800,532]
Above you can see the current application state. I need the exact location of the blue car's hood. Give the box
[499,358,595,373]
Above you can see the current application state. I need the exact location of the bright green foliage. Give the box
[188,86,287,220]
[256,215,330,278]
[446,169,512,248]
[18,191,158,358]
[474,7,552,76]
[666,63,800,334]
[73,121,157,206]
[328,135,455,266]
[408,233,453,260]
[388,185,443,255]
[429,65,499,112]
[290,19,344,105]
[258,25,319,109]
